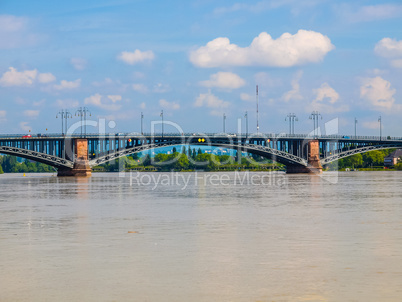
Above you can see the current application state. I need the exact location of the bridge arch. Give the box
[88,140,308,168]
[321,143,402,166]
[0,146,74,169]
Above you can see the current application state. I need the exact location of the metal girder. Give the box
[88,140,308,167]
[321,143,402,165]
[88,140,183,167]
[0,146,74,168]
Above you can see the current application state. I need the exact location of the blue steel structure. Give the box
[1,132,402,174]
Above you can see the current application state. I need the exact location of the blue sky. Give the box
[1,0,402,136]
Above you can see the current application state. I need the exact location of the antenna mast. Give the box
[256,85,259,133]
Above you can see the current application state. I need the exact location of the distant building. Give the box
[384,149,402,166]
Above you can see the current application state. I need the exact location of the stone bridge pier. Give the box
[287,140,323,174]
[58,139,92,177]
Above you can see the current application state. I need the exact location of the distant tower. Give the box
[256,85,259,133]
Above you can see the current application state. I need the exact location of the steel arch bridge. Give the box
[0,146,73,168]
[88,138,308,167]
[1,133,402,175]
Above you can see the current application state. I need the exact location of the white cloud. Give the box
[70,57,87,70]
[159,99,180,110]
[33,99,46,106]
[84,93,121,111]
[0,110,6,118]
[133,71,145,79]
[19,121,31,132]
[240,93,254,102]
[0,67,57,87]
[38,72,56,83]
[375,38,402,68]
[53,79,81,90]
[92,78,114,87]
[107,95,122,103]
[254,72,282,88]
[153,83,170,93]
[140,102,146,109]
[0,15,39,49]
[132,83,148,93]
[375,38,402,58]
[367,68,387,76]
[84,93,102,106]
[310,83,348,113]
[55,99,79,108]
[313,82,339,104]
[360,76,396,110]
[190,30,334,68]
[338,4,402,23]
[199,72,245,89]
[0,67,37,86]
[194,91,230,116]
[0,15,25,32]
[363,121,382,130]
[23,110,40,117]
[117,49,155,65]
[282,70,303,102]
[391,59,402,68]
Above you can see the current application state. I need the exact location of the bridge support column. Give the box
[58,139,92,177]
[287,140,323,174]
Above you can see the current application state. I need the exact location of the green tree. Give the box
[219,155,233,165]
[0,164,3,174]
[154,153,169,163]
[341,154,363,169]
[363,151,384,167]
[3,156,17,173]
[142,154,151,166]
[173,153,189,170]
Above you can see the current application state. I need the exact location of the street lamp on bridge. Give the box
[75,107,91,138]
[244,111,248,138]
[223,113,226,133]
[309,111,322,137]
[56,109,72,136]
[355,118,358,138]
[160,110,164,137]
[286,113,298,135]
[141,112,144,134]
[378,116,382,141]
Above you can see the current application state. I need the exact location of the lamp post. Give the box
[75,107,91,138]
[56,109,72,136]
[244,111,248,138]
[160,110,164,138]
[223,113,226,133]
[355,118,358,138]
[378,116,382,141]
[309,111,322,137]
[256,85,259,133]
[286,113,298,135]
[141,112,144,135]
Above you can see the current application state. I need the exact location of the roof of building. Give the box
[385,149,402,159]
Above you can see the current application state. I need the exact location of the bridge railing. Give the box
[1,132,402,142]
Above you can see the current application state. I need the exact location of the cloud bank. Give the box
[199,72,245,89]
[117,49,155,65]
[190,30,334,68]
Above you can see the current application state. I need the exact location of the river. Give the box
[1,171,402,301]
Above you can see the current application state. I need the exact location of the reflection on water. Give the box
[1,172,402,301]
